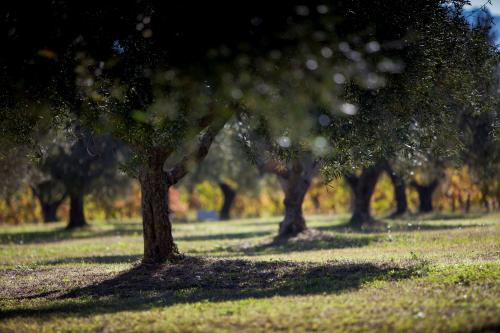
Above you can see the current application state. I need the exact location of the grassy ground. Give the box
[0,213,499,333]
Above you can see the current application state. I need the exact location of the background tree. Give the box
[318,0,488,226]
[35,128,125,229]
[236,112,322,237]
[0,146,31,223]
[29,175,66,223]
[181,122,261,220]
[409,160,445,214]
[224,0,487,233]
[382,160,409,218]
[459,10,500,211]
[410,180,440,213]
[389,7,500,215]
[345,162,385,227]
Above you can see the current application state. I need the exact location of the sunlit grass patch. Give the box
[0,213,499,332]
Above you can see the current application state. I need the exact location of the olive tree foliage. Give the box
[228,0,407,237]
[385,7,500,214]
[0,1,365,262]
[0,2,232,261]
[0,142,65,225]
[0,146,31,202]
[62,1,418,257]
[333,1,499,224]
[463,106,500,210]
[458,12,500,210]
[234,0,483,230]
[180,122,261,220]
[0,0,489,259]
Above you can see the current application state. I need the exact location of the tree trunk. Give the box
[139,150,177,264]
[480,192,490,212]
[67,191,87,229]
[449,193,456,212]
[412,180,438,213]
[392,182,408,217]
[346,163,383,228]
[218,182,236,221]
[418,188,433,212]
[465,193,471,213]
[40,201,60,223]
[31,181,66,223]
[381,161,407,218]
[312,195,321,213]
[276,160,317,238]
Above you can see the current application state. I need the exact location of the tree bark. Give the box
[411,180,438,213]
[346,163,383,228]
[276,160,317,238]
[381,161,408,218]
[139,150,178,264]
[218,182,236,221]
[67,191,87,229]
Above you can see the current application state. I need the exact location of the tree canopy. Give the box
[1,0,496,262]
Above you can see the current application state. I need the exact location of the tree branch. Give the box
[166,114,231,185]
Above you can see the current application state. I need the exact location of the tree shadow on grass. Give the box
[0,227,270,246]
[176,230,271,242]
[221,229,381,256]
[0,225,143,245]
[402,212,488,221]
[316,220,488,234]
[0,256,426,320]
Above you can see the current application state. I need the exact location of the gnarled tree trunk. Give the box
[276,159,317,238]
[139,150,177,264]
[346,162,383,228]
[382,161,408,218]
[411,180,438,213]
[67,191,87,229]
[218,182,236,221]
[136,120,226,264]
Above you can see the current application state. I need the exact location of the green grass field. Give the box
[0,213,499,333]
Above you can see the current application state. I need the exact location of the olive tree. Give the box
[1,0,491,259]
[181,122,261,220]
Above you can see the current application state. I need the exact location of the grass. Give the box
[0,213,499,332]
